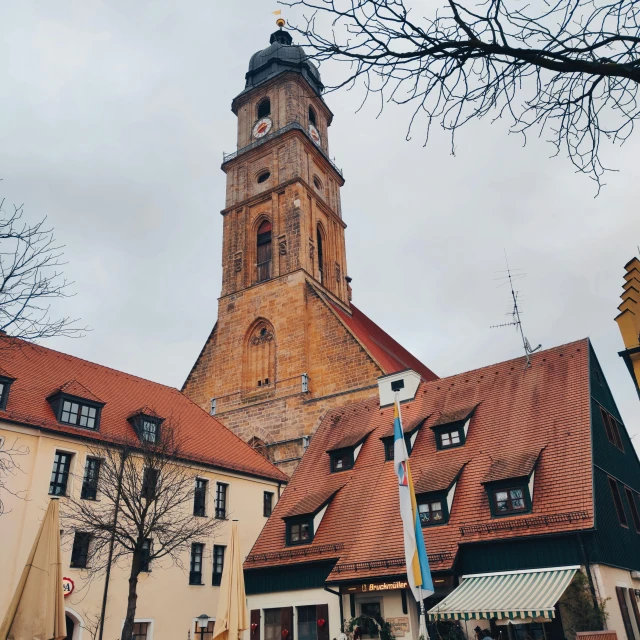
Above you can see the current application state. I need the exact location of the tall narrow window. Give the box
[194,478,207,517]
[70,531,91,568]
[140,538,151,572]
[264,491,274,517]
[49,452,72,496]
[215,482,228,519]
[625,487,640,532]
[142,467,159,500]
[317,226,324,285]
[309,106,317,126]
[257,220,272,282]
[609,477,628,527]
[81,457,101,500]
[189,543,204,585]
[257,98,271,119]
[212,544,225,586]
[244,321,276,391]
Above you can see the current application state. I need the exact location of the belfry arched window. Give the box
[244,321,276,390]
[316,225,325,285]
[257,98,271,119]
[257,220,272,282]
[309,106,317,127]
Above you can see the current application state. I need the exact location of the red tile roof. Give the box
[283,478,349,518]
[429,404,479,428]
[56,380,104,404]
[0,338,287,482]
[482,447,543,484]
[321,293,438,382]
[245,339,594,579]
[414,459,468,494]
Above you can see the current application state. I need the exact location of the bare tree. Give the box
[286,0,640,190]
[61,427,219,640]
[0,435,28,516]
[0,195,85,342]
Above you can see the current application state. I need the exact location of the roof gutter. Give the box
[324,585,343,632]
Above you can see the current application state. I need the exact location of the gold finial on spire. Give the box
[272,10,285,28]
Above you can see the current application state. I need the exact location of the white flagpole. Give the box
[396,392,429,640]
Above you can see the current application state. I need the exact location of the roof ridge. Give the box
[426,338,590,385]
[3,337,183,393]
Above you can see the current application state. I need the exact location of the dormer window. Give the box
[330,449,353,472]
[287,517,313,545]
[492,487,527,514]
[47,381,105,431]
[327,432,370,473]
[381,415,426,461]
[128,408,164,445]
[414,460,467,527]
[0,374,15,410]
[142,419,158,443]
[430,404,478,450]
[482,448,542,518]
[282,481,346,547]
[439,429,461,449]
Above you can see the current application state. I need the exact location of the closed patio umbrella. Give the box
[0,498,66,640]
[213,521,249,640]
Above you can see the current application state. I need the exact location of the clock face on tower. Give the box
[308,124,321,145]
[253,117,273,139]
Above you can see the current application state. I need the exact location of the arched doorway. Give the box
[65,608,84,640]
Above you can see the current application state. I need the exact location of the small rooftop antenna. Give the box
[490,250,541,367]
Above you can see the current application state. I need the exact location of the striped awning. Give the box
[428,566,579,621]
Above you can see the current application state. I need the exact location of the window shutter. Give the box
[617,586,636,640]
[316,604,329,640]
[250,610,261,640]
[630,590,640,635]
[280,607,294,640]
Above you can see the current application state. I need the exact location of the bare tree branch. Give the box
[285,0,640,191]
[0,436,29,516]
[0,192,87,343]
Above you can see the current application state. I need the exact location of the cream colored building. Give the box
[0,338,287,640]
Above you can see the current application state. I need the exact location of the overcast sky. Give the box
[1,1,639,449]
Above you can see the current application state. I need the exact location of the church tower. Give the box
[183,23,437,474]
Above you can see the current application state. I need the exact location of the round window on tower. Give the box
[257,171,271,184]
[313,175,323,191]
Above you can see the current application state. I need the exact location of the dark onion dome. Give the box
[244,28,323,96]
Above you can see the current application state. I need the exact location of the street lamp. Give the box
[197,615,210,630]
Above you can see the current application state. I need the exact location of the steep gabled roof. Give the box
[0,338,287,483]
[316,288,438,382]
[245,339,594,580]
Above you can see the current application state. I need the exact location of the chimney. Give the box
[615,257,640,399]
[377,369,422,408]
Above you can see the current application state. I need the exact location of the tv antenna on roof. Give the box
[490,250,541,367]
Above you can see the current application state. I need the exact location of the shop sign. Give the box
[386,618,409,637]
[342,580,409,594]
[62,577,74,597]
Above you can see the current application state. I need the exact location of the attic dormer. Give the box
[128,406,164,444]
[326,431,371,472]
[282,480,347,545]
[380,414,429,461]
[47,380,105,431]
[429,404,479,450]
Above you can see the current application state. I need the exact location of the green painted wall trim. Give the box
[245,560,337,595]
[456,534,583,574]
